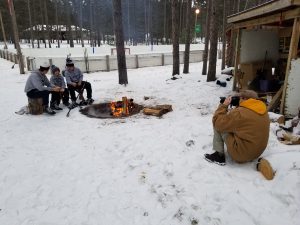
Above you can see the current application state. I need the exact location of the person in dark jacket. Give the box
[24,62,61,115]
[50,66,70,110]
[64,59,94,105]
[204,90,270,165]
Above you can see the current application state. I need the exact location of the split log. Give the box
[143,104,172,117]
[155,105,173,112]
[28,98,44,115]
[143,108,165,117]
[268,112,285,124]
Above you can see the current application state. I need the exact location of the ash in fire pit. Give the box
[80,97,143,119]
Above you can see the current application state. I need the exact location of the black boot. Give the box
[44,106,56,115]
[204,151,226,166]
[50,103,63,110]
[86,98,94,105]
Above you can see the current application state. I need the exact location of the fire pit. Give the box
[80,97,143,119]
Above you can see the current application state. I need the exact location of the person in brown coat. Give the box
[205,90,270,165]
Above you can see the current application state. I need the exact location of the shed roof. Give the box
[228,0,300,24]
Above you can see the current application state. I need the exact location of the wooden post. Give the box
[232,28,241,91]
[49,58,53,69]
[26,57,30,70]
[0,10,8,49]
[135,55,139,68]
[162,53,165,66]
[106,55,110,72]
[267,86,283,112]
[280,17,300,115]
[10,0,25,74]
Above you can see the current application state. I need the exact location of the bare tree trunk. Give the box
[79,0,84,47]
[202,0,211,75]
[163,0,167,43]
[33,5,40,49]
[97,29,101,47]
[0,10,8,49]
[179,0,183,36]
[66,1,74,48]
[10,0,25,74]
[183,0,192,74]
[135,0,139,45]
[207,0,219,82]
[237,0,241,12]
[39,0,46,48]
[112,0,128,85]
[221,0,227,69]
[172,0,180,76]
[127,0,131,42]
[148,0,152,47]
[44,0,51,48]
[55,0,60,48]
[92,3,96,46]
[27,0,34,48]
[89,0,94,47]
[144,0,148,44]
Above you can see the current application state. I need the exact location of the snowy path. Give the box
[0,58,299,225]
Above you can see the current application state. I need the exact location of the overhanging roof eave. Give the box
[228,0,300,24]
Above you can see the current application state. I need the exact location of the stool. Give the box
[28,98,44,115]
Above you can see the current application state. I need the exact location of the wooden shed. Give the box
[228,0,300,117]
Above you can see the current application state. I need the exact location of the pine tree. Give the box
[183,0,192,74]
[221,0,228,69]
[112,0,128,85]
[207,0,219,82]
[172,0,180,76]
[44,0,51,48]
[202,0,211,75]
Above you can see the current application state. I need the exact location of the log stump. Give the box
[28,98,44,115]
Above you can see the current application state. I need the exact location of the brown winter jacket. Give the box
[213,98,270,163]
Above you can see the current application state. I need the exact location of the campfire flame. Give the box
[110,97,134,117]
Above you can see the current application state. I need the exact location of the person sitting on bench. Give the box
[64,59,94,105]
[50,65,70,109]
[24,62,61,115]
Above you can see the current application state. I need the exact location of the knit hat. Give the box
[39,61,50,70]
[51,65,60,74]
[238,90,258,99]
[66,58,74,67]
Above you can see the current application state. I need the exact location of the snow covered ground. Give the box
[0,57,299,225]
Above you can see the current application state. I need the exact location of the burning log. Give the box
[80,101,143,119]
[143,104,173,117]
[110,97,135,117]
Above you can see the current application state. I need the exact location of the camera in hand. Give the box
[219,96,240,107]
